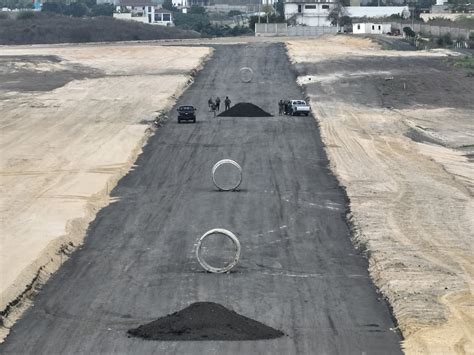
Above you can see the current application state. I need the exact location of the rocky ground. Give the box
[287,35,473,354]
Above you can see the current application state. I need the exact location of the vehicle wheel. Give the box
[193,119,196,123]
[305,113,309,116]
[178,119,181,124]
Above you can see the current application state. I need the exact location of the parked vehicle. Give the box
[177,105,196,123]
[288,100,310,116]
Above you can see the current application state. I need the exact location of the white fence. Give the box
[255,23,337,37]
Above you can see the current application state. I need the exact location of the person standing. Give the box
[215,96,221,112]
[224,96,231,111]
[278,99,284,115]
[284,100,290,115]
[211,102,217,117]
[208,97,214,112]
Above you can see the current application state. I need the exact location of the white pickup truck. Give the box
[288,100,310,116]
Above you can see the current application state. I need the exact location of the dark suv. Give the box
[177,105,196,123]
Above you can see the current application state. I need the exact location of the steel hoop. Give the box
[239,67,253,83]
[211,159,242,191]
[196,228,241,273]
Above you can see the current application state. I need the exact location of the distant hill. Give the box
[0,13,199,45]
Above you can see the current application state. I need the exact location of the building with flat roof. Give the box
[114,0,173,25]
[353,22,391,34]
[284,0,337,27]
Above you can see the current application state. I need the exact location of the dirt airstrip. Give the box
[0,35,472,354]
[0,44,211,339]
[287,36,473,354]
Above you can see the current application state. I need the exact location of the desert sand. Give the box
[0,44,211,339]
[287,36,473,354]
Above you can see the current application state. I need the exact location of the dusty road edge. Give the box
[0,49,214,343]
[284,44,404,339]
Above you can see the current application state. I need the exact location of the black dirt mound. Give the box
[127,302,284,341]
[218,102,273,117]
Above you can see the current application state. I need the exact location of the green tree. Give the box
[42,2,65,14]
[0,0,34,9]
[249,13,280,30]
[78,0,96,8]
[66,2,88,17]
[90,3,114,16]
[275,0,284,19]
[17,11,35,19]
[228,10,242,17]
[403,26,415,37]
[173,12,209,31]
[162,0,177,11]
[448,0,470,12]
[189,5,205,14]
[327,1,347,28]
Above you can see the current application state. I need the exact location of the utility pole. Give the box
[408,1,415,43]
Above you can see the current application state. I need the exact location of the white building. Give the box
[345,6,409,18]
[353,22,391,34]
[173,0,189,8]
[284,0,337,27]
[114,0,173,26]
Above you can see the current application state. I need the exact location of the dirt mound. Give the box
[127,302,284,341]
[218,103,272,117]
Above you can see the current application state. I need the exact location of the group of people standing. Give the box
[208,96,231,116]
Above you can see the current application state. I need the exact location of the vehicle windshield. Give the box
[293,101,306,106]
[178,106,194,111]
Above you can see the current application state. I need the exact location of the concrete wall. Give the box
[390,22,472,39]
[205,4,256,12]
[287,25,337,35]
[255,23,337,36]
[420,13,473,21]
[114,12,149,24]
[255,23,288,36]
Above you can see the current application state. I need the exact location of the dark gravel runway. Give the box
[1,43,402,354]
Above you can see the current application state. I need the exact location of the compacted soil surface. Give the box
[287,35,473,354]
[0,44,211,339]
[1,43,402,354]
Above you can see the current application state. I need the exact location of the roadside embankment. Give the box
[0,44,212,341]
[287,35,473,354]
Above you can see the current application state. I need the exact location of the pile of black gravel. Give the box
[127,302,284,341]
[218,103,273,117]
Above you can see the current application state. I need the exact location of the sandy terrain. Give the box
[0,44,211,339]
[287,36,473,354]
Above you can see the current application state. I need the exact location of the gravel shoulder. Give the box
[287,35,473,354]
[0,44,211,339]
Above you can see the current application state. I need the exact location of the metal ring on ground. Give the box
[239,67,253,83]
[212,159,242,191]
[196,228,241,273]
